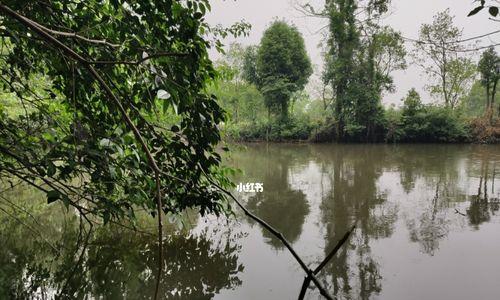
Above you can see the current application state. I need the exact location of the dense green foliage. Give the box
[316,0,407,141]
[385,90,470,143]
[245,21,312,119]
[212,3,497,144]
[213,40,498,143]
[478,47,499,114]
[0,1,248,223]
[211,43,316,141]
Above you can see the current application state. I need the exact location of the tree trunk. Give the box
[492,79,497,118]
[441,45,449,107]
[486,83,490,111]
[266,108,270,142]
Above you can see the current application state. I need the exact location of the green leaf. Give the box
[468,6,484,17]
[47,190,60,204]
[47,162,56,177]
[489,7,499,17]
[99,138,112,147]
[61,194,71,209]
[103,211,110,225]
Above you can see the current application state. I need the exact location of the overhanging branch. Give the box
[0,4,165,299]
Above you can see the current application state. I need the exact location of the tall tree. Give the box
[478,47,499,116]
[254,21,312,119]
[323,0,359,139]
[319,0,404,141]
[413,9,476,109]
[354,25,406,140]
[242,45,260,86]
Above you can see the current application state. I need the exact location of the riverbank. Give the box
[223,115,500,144]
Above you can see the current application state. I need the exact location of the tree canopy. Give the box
[478,47,499,113]
[253,21,312,119]
[413,9,477,109]
[0,1,248,225]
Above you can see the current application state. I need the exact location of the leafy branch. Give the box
[468,0,499,18]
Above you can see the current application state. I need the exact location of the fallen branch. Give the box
[454,208,467,216]
[298,225,356,300]
[207,177,336,300]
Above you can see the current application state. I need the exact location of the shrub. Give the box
[399,106,470,142]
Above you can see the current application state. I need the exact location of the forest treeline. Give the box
[212,6,500,143]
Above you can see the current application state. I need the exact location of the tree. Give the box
[478,47,499,115]
[427,57,477,109]
[413,9,477,109]
[242,45,260,86]
[323,0,359,138]
[255,21,312,119]
[402,88,423,116]
[0,0,243,217]
[352,25,407,140]
[0,2,249,297]
[320,0,404,141]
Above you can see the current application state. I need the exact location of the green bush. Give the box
[396,106,470,142]
[223,115,316,141]
[384,107,404,142]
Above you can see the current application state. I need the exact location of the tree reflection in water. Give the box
[311,144,396,300]
[230,144,311,249]
[0,187,244,299]
[399,145,499,256]
[295,144,497,299]
[1,144,500,300]
[467,148,500,229]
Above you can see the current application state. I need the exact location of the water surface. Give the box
[1,143,499,299]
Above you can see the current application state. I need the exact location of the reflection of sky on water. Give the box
[214,144,500,300]
[1,144,500,299]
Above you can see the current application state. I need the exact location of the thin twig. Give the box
[27,20,120,48]
[91,51,189,65]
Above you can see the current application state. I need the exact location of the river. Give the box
[1,143,499,299]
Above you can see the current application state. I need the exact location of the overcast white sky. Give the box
[206,0,499,106]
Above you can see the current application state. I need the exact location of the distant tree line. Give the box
[213,2,499,143]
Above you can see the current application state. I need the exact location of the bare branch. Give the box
[91,51,189,65]
[298,225,356,300]
[207,176,335,300]
[28,20,120,48]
